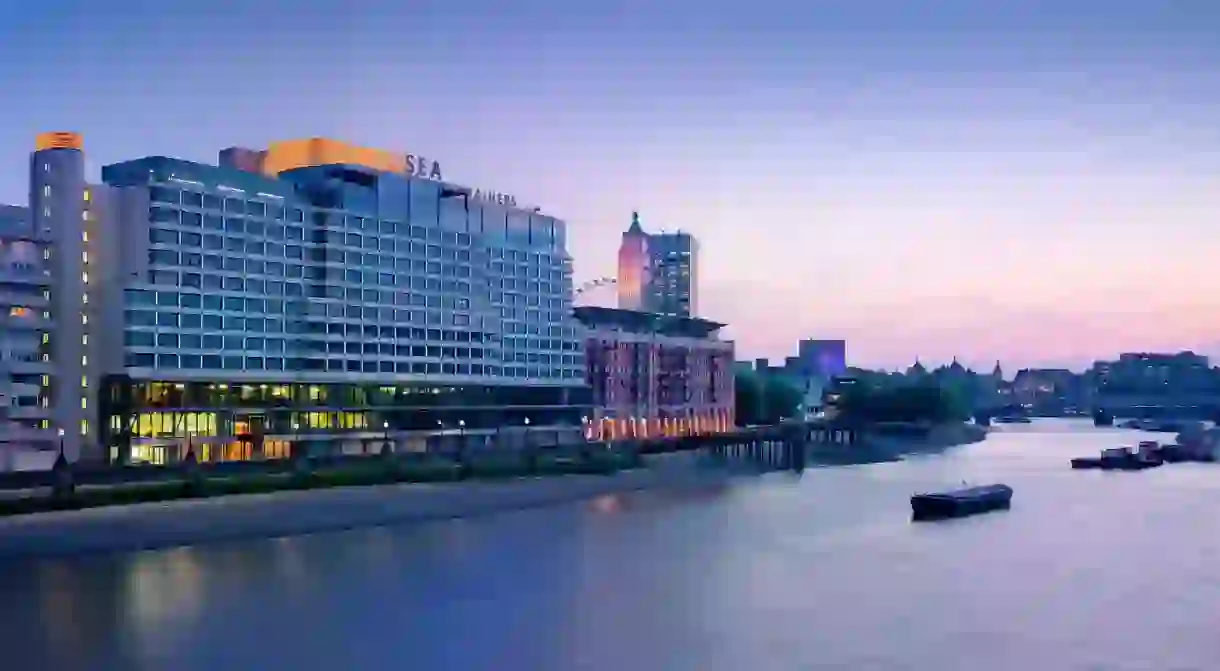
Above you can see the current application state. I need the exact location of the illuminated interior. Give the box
[111,410,363,465]
[582,409,734,442]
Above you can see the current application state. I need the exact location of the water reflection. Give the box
[589,494,622,515]
[3,421,1220,670]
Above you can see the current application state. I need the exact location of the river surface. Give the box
[2,419,1218,671]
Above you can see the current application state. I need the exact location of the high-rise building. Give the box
[30,132,95,460]
[7,134,594,464]
[796,339,847,382]
[614,211,699,317]
[616,212,650,312]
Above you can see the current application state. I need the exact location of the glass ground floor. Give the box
[99,375,594,465]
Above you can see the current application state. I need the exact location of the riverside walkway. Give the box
[0,420,857,494]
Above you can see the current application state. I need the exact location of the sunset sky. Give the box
[2,0,1218,371]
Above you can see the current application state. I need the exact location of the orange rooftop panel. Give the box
[35,132,83,151]
[260,138,407,176]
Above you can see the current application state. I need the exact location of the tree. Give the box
[762,376,803,422]
[734,371,803,426]
[835,383,965,425]
[735,370,762,425]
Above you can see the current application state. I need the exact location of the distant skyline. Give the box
[3,0,1219,370]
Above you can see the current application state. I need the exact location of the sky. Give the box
[1,0,1219,371]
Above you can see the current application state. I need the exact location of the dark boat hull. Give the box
[1119,458,1162,470]
[911,484,1013,521]
[1071,457,1103,469]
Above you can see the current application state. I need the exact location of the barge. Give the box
[910,484,1013,520]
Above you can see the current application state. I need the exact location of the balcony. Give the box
[0,312,53,330]
[0,267,50,286]
[0,291,49,309]
[6,405,50,421]
[4,358,53,375]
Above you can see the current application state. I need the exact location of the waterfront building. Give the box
[12,134,592,464]
[575,306,734,441]
[1011,368,1079,413]
[615,212,699,318]
[0,202,53,452]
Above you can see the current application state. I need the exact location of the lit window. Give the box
[82,252,88,262]
[82,211,89,221]
[82,294,88,304]
[81,355,87,365]
[41,375,49,386]
[43,248,50,260]
[42,185,51,197]
[80,420,89,436]
[43,207,50,217]
[80,398,87,409]
[80,376,88,387]
[81,272,89,283]
[43,163,49,172]
[82,231,88,242]
[83,190,90,202]
[81,314,87,324]
[8,307,29,317]
[81,334,88,345]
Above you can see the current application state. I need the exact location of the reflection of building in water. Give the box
[576,306,734,441]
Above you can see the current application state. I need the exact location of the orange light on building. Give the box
[36,132,83,151]
[261,138,407,176]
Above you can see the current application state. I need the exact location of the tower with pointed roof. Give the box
[617,211,651,311]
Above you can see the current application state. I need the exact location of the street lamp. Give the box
[382,420,390,453]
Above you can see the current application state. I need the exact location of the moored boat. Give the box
[1071,457,1103,469]
[994,416,1032,424]
[911,483,1013,520]
[1099,447,1133,470]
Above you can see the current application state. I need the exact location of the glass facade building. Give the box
[615,212,700,318]
[92,145,590,464]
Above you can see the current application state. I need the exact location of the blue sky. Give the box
[2,0,1219,369]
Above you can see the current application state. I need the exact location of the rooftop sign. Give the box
[259,138,520,207]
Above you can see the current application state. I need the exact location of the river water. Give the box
[2,419,1218,671]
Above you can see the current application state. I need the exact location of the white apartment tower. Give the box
[27,132,96,461]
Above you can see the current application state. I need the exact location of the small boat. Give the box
[1099,447,1132,470]
[994,416,1032,424]
[1071,457,1103,469]
[1159,444,1189,463]
[1122,451,1163,471]
[911,483,1013,520]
